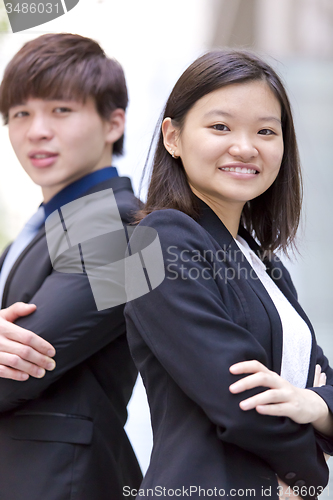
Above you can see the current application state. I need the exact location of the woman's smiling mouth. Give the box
[218,163,260,175]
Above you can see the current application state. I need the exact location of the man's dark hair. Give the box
[138,50,302,254]
[0,33,128,155]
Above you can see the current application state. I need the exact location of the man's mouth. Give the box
[28,151,59,168]
[29,151,58,159]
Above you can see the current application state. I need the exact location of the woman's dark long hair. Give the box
[137,50,302,254]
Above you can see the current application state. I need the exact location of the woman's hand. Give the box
[0,303,56,381]
[313,364,330,461]
[277,477,301,500]
[313,363,326,388]
[229,360,333,435]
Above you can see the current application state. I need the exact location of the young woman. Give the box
[124,51,333,499]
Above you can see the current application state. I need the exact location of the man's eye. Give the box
[12,111,29,118]
[54,107,72,113]
[212,124,229,131]
[258,129,276,136]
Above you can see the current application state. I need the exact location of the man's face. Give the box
[8,97,124,202]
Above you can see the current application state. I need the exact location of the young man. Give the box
[0,33,142,500]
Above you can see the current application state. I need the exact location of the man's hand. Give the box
[0,303,56,381]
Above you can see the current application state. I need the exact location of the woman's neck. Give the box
[191,189,244,238]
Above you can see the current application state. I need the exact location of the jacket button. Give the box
[285,472,296,479]
[295,480,306,487]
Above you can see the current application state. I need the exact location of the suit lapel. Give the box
[1,227,46,308]
[0,244,11,273]
[1,176,136,309]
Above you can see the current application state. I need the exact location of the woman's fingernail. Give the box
[37,368,46,378]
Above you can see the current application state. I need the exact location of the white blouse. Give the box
[234,235,312,389]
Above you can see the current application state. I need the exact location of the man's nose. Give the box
[26,115,53,141]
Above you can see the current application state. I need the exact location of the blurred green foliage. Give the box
[0,1,9,34]
[0,5,10,256]
[0,205,10,253]
[0,5,10,252]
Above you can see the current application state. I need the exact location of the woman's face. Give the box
[169,81,284,211]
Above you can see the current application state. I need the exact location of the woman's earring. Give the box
[170,150,178,159]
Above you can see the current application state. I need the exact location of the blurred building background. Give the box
[0,0,332,490]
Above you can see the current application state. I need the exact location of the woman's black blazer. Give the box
[124,200,333,499]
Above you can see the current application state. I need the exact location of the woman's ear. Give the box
[162,117,180,158]
[105,108,126,145]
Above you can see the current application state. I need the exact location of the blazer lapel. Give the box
[264,257,317,387]
[238,225,317,384]
[196,200,284,373]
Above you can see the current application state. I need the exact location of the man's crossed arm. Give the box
[0,303,56,381]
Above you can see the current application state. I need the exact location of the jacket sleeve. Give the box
[125,209,328,494]
[0,188,140,412]
[277,258,333,455]
[308,344,333,454]
[0,267,126,412]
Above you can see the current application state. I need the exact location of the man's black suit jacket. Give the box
[125,201,333,499]
[0,177,142,500]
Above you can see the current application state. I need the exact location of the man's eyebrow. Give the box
[204,110,281,124]
[10,102,27,108]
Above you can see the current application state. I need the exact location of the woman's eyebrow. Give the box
[203,110,233,118]
[257,116,281,124]
[204,110,281,125]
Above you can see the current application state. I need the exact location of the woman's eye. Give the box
[258,129,276,136]
[212,124,229,131]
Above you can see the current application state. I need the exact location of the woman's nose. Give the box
[228,134,258,161]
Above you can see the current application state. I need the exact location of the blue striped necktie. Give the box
[0,206,45,306]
